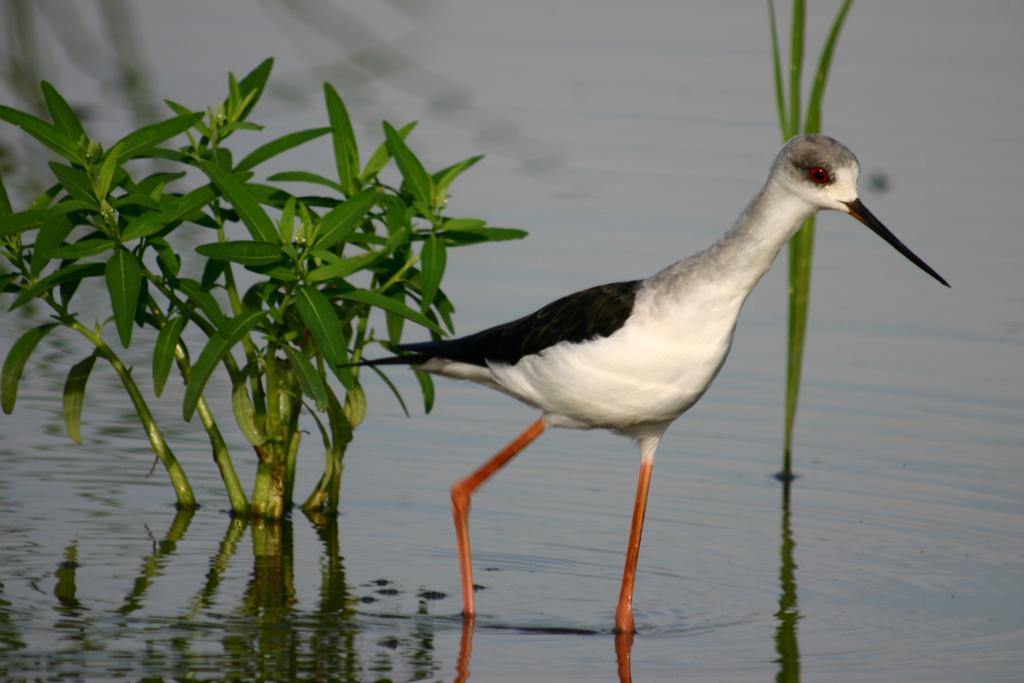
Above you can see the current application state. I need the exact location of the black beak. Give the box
[844,199,949,287]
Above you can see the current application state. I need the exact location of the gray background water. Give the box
[1,1,1022,681]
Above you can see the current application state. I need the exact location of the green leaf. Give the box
[48,163,96,205]
[200,160,278,243]
[178,278,227,327]
[41,81,85,139]
[342,384,367,428]
[153,315,188,397]
[231,375,265,446]
[184,310,267,421]
[0,210,50,239]
[150,238,181,278]
[368,364,410,418]
[105,248,142,348]
[432,154,483,209]
[441,225,528,245]
[0,174,11,217]
[236,127,331,172]
[266,171,343,192]
[385,289,405,344]
[383,121,432,211]
[109,112,203,162]
[295,286,347,367]
[361,121,416,183]
[414,369,435,413]
[9,262,105,311]
[281,345,328,410]
[337,288,443,335]
[195,240,283,266]
[94,149,120,201]
[314,189,377,250]
[0,104,81,162]
[419,234,446,308]
[324,83,359,194]
[307,251,382,283]
[2,323,58,413]
[62,352,97,443]
[236,58,274,121]
[51,238,115,260]
[122,183,217,241]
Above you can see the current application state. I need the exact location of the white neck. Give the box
[650,180,817,302]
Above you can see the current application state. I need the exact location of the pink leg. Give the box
[451,417,547,616]
[615,456,655,633]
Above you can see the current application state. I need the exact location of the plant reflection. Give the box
[45,508,448,680]
[774,481,801,682]
[119,507,195,615]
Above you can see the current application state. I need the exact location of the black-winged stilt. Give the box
[367,134,948,633]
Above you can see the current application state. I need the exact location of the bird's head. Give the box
[772,134,949,287]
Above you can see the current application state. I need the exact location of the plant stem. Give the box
[71,321,196,507]
[174,343,249,515]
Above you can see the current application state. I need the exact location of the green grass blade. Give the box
[805,0,854,133]
[766,0,788,137]
[786,0,806,138]
[62,352,97,444]
[783,216,816,463]
[2,323,58,413]
[105,248,143,348]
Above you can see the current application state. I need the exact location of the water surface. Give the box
[1,1,1022,681]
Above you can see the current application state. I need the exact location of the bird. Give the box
[365,134,948,633]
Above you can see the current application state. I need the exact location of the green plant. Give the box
[0,58,525,518]
[767,0,853,480]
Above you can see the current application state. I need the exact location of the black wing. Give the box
[396,280,641,367]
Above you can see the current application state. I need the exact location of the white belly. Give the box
[490,313,735,431]
[420,276,748,436]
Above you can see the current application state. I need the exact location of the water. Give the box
[2,1,1023,680]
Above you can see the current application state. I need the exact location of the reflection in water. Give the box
[119,507,195,615]
[615,630,634,683]
[0,509,461,680]
[774,481,801,682]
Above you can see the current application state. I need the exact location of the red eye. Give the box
[808,166,831,185]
